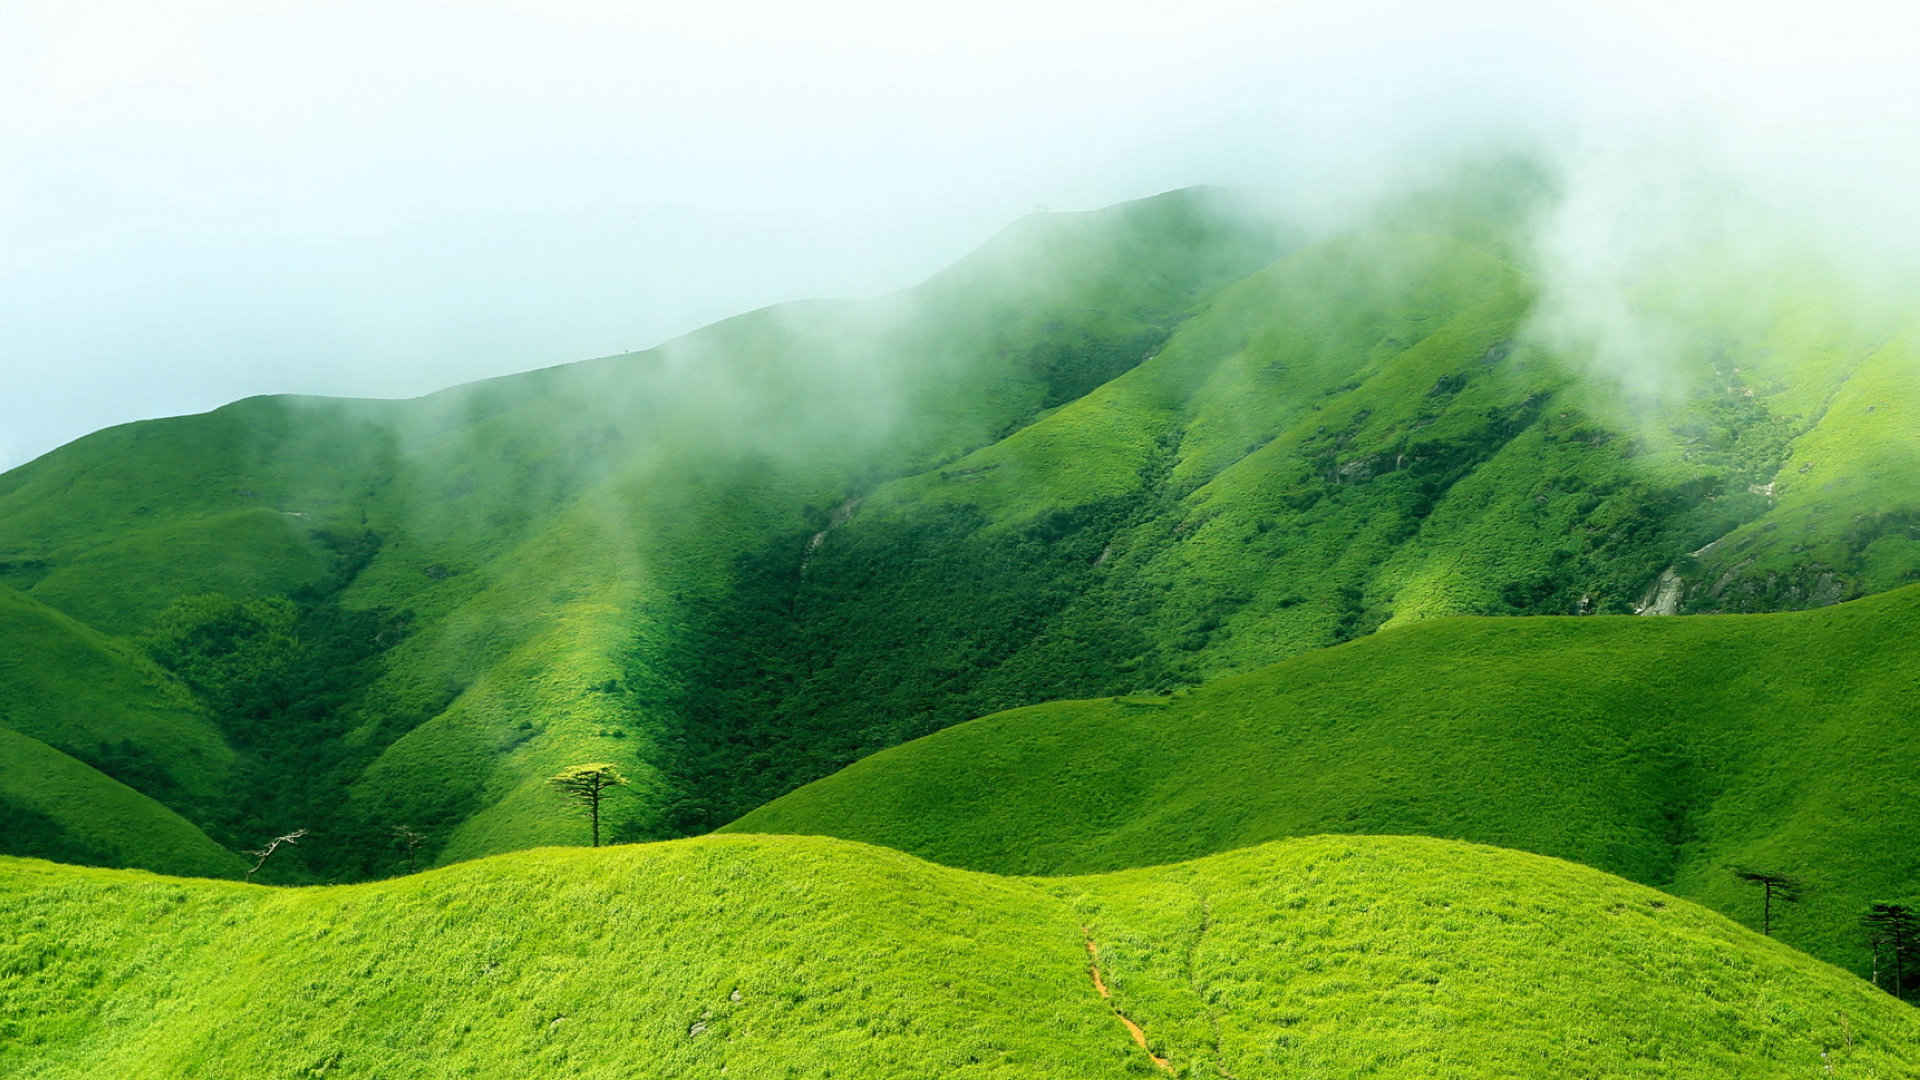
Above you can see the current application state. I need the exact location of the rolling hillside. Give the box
[3,168,1917,877]
[5,834,1916,1078]
[730,585,1920,977]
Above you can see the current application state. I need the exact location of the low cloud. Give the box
[4,1,1917,469]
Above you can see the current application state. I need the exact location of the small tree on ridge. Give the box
[547,763,629,847]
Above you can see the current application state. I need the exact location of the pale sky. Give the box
[4,0,1916,470]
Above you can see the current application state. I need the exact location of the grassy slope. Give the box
[731,585,1920,976]
[5,834,1915,1079]
[0,585,236,814]
[0,584,244,880]
[0,728,242,879]
[1692,330,1920,609]
[669,187,1919,829]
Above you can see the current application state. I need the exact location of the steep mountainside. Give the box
[0,584,234,810]
[0,189,1287,876]
[2,172,1916,876]
[665,223,1919,828]
[730,585,1920,977]
[6,834,1917,1079]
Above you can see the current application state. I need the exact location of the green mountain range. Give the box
[3,167,1918,1074]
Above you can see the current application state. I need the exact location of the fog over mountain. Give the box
[5,0,1916,471]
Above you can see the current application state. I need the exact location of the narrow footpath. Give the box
[1083,931,1172,1073]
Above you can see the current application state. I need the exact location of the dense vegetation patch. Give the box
[658,492,1167,831]
[123,527,414,880]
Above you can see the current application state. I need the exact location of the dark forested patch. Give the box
[138,529,411,880]
[655,496,1154,833]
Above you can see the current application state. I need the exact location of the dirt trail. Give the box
[1083,933,1171,1073]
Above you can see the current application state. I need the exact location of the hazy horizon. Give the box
[7,0,1916,471]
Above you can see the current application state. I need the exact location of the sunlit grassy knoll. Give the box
[1058,836,1918,1078]
[4,833,1916,1079]
[0,837,1129,1080]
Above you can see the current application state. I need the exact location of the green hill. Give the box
[0,728,242,880]
[0,584,235,812]
[647,184,1919,831]
[0,585,244,878]
[5,833,1916,1079]
[731,585,1920,977]
[3,169,1918,876]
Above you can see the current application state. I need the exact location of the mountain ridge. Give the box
[2,174,1916,883]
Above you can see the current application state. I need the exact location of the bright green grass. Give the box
[4,833,1914,1079]
[730,585,1920,977]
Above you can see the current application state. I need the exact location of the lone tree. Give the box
[1863,903,1920,1000]
[393,825,427,872]
[243,828,308,881]
[1730,867,1801,936]
[547,763,629,847]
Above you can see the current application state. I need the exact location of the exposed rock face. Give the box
[802,496,865,574]
[1636,569,1685,616]
[1335,456,1381,483]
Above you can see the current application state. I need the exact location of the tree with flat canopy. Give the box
[1729,867,1801,936]
[547,763,629,847]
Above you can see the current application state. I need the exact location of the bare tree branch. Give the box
[244,828,308,881]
